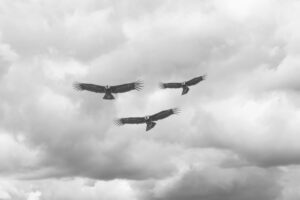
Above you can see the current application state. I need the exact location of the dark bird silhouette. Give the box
[115,108,180,131]
[74,81,143,100]
[160,75,206,95]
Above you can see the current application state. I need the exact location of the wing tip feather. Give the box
[73,82,83,91]
[172,108,180,115]
[134,80,144,91]
[114,119,124,126]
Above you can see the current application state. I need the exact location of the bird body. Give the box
[181,82,189,95]
[103,92,115,100]
[115,108,179,131]
[74,81,143,100]
[160,75,206,95]
[103,85,114,99]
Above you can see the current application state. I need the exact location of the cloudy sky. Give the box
[1,0,300,199]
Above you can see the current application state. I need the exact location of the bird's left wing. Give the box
[73,82,106,93]
[114,117,146,125]
[186,75,206,86]
[160,82,182,89]
[150,108,180,121]
[111,81,143,93]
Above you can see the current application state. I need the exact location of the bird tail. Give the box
[182,87,189,95]
[146,121,156,131]
[103,93,115,100]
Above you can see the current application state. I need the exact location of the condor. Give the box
[115,108,180,131]
[74,81,143,100]
[160,75,206,95]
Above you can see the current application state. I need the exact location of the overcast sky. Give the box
[1,0,300,199]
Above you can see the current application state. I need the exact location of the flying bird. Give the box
[74,80,143,100]
[160,75,206,95]
[115,108,180,131]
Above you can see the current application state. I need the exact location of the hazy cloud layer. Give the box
[141,167,282,200]
[1,0,300,199]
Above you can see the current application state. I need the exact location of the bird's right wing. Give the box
[114,117,146,125]
[159,82,182,89]
[73,82,106,93]
[111,81,143,93]
[150,108,180,121]
[186,75,206,86]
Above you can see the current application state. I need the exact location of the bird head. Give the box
[181,82,186,86]
[145,116,150,121]
[105,85,110,89]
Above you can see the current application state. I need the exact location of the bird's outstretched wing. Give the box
[186,75,206,86]
[111,81,143,93]
[73,82,106,93]
[150,108,180,121]
[160,82,182,89]
[114,117,146,125]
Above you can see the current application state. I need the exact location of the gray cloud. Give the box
[0,0,126,61]
[1,0,300,199]
[149,166,282,200]
[0,34,18,79]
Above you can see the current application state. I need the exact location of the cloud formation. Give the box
[146,167,281,200]
[0,0,300,199]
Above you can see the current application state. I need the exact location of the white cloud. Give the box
[27,191,41,200]
[0,178,137,200]
[0,131,40,175]
[0,33,18,79]
[1,0,300,199]
[152,166,281,200]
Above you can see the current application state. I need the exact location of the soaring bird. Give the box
[160,75,206,95]
[74,81,143,100]
[115,108,180,131]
